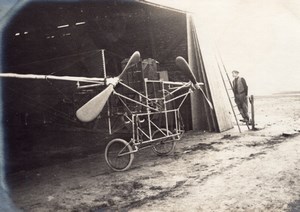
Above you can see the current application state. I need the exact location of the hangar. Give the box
[1,0,232,172]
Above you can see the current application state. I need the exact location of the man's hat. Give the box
[232,70,239,74]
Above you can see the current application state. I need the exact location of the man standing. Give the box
[232,70,250,123]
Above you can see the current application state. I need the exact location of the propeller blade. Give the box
[76,84,114,122]
[119,51,140,79]
[175,56,197,84]
[76,51,140,122]
[176,56,213,110]
[198,86,213,109]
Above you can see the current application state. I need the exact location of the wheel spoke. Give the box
[105,138,134,171]
[152,129,175,156]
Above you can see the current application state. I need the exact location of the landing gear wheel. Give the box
[105,138,134,171]
[152,129,176,156]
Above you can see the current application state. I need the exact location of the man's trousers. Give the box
[234,93,249,121]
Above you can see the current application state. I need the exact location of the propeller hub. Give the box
[106,77,119,87]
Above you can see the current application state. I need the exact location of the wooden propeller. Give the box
[76,51,140,122]
[175,56,213,109]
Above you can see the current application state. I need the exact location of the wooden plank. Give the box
[191,20,217,131]
[187,15,233,132]
[187,15,215,131]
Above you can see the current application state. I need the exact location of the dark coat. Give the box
[233,77,248,96]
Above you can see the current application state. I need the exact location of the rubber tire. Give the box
[152,129,176,156]
[105,138,134,171]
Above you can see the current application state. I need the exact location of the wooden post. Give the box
[250,95,255,130]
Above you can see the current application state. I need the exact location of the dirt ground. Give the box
[7,94,300,211]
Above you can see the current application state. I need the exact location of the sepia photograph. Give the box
[0,0,299,211]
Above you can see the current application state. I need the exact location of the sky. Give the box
[150,0,300,95]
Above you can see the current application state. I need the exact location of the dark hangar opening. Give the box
[2,0,201,173]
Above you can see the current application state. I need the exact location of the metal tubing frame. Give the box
[162,82,169,136]
[113,91,159,112]
[133,109,182,144]
[109,78,192,153]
